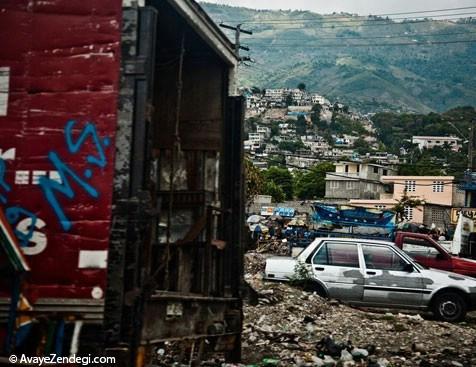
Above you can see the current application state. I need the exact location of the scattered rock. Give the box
[322,355,336,366]
[350,347,369,360]
[340,350,353,362]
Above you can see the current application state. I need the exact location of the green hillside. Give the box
[201,3,476,113]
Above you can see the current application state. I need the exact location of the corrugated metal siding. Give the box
[0,1,122,300]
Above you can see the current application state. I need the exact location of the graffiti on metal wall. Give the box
[0,120,110,255]
[39,120,110,231]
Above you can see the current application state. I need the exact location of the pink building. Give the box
[350,176,465,225]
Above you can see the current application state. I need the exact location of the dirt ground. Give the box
[241,251,476,367]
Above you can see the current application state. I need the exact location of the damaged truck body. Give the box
[0,0,244,365]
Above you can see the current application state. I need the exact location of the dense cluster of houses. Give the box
[244,88,465,231]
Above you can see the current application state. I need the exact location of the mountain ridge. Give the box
[201,2,476,113]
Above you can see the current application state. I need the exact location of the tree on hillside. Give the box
[285,94,294,107]
[263,181,286,203]
[264,167,294,200]
[312,103,322,115]
[278,140,305,153]
[398,158,445,176]
[244,158,265,206]
[294,162,335,200]
[296,115,307,136]
[251,86,262,94]
[297,82,306,91]
[269,120,280,138]
[353,138,373,155]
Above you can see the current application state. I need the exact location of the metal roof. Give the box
[166,0,238,66]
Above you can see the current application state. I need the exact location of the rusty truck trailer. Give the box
[0,0,244,365]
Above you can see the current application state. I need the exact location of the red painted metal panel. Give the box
[0,1,122,301]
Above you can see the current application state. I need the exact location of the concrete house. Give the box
[325,162,397,200]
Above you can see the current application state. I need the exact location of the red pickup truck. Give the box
[394,232,476,278]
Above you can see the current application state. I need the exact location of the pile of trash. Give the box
[256,240,289,255]
[238,258,476,367]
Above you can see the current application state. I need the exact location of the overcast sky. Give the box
[200,0,476,16]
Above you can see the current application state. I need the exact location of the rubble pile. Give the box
[256,240,289,256]
[240,259,476,367]
[245,252,268,276]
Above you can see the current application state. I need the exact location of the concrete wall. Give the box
[382,176,455,206]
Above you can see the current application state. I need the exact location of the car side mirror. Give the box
[404,263,414,272]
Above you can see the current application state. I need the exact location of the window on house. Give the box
[404,206,414,221]
[330,181,339,189]
[373,167,379,174]
[432,181,444,193]
[383,170,388,176]
[357,165,360,173]
[345,165,349,173]
[404,180,416,192]
[346,181,355,189]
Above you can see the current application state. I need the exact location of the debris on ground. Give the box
[239,252,476,367]
[256,240,289,256]
[153,252,476,366]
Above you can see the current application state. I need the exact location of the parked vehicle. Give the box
[265,238,476,322]
[291,204,476,278]
[393,232,476,278]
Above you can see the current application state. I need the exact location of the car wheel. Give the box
[432,292,467,322]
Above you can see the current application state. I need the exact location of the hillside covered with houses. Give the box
[244,85,474,230]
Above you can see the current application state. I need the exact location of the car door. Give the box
[400,235,453,271]
[362,244,426,308]
[311,241,364,302]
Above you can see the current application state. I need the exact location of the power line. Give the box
[240,11,476,25]
[248,39,476,48]
[244,30,476,42]
[224,12,476,28]
[240,14,476,31]
[258,150,469,169]
[216,6,476,24]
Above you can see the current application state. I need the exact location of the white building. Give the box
[256,126,271,139]
[412,136,462,152]
[310,93,329,105]
[264,89,285,102]
[248,132,263,144]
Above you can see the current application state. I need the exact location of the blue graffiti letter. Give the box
[65,120,109,168]
[5,207,38,246]
[39,151,99,231]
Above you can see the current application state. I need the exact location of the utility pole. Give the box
[467,119,475,207]
[469,121,474,171]
[219,23,253,62]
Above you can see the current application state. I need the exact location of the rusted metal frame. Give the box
[130,7,157,197]
[204,206,213,295]
[221,96,245,363]
[165,31,186,291]
[104,3,141,347]
[152,292,239,302]
[140,331,240,345]
[105,8,158,365]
